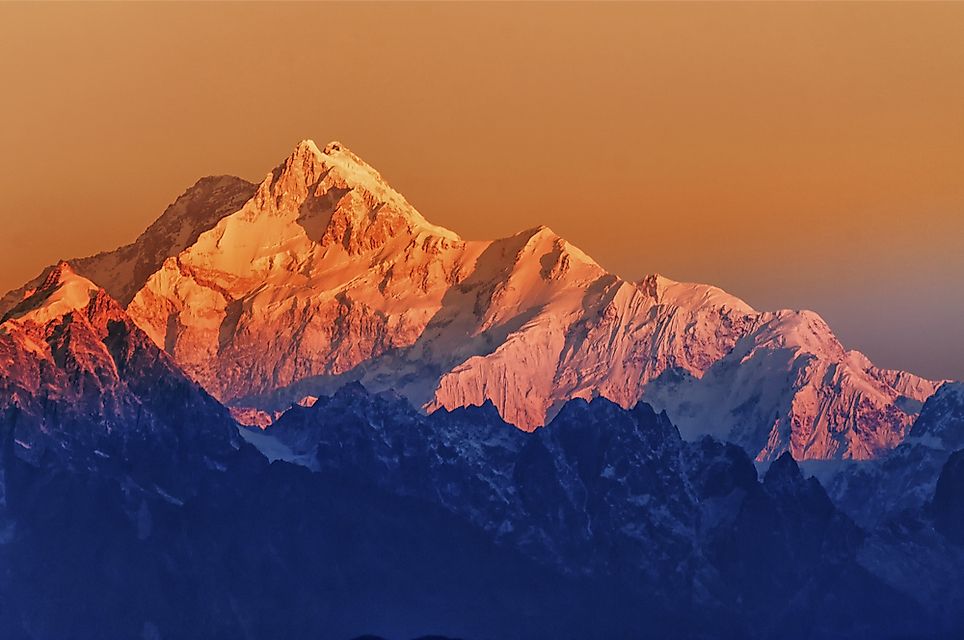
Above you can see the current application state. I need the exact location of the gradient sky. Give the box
[0,2,962,380]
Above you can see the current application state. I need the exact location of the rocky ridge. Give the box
[0,140,943,461]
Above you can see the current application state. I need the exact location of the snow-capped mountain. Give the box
[0,261,238,491]
[0,262,956,637]
[4,377,937,640]
[0,175,257,312]
[1,140,943,460]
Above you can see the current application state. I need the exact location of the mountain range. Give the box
[1,139,962,639]
[0,140,947,461]
[0,261,237,486]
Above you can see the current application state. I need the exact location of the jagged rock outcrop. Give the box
[1,140,943,460]
[0,261,238,495]
[0,175,257,314]
[820,382,964,527]
[249,385,924,638]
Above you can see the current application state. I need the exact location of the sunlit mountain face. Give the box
[0,142,961,640]
[1,141,941,462]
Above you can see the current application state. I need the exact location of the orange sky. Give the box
[0,2,962,380]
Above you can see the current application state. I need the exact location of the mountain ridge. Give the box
[0,139,945,460]
[0,264,239,492]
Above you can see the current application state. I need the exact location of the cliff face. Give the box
[0,262,238,494]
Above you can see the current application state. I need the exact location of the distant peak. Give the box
[513,224,600,271]
[334,380,371,398]
[550,395,624,425]
[264,138,460,244]
[288,139,328,160]
[290,139,346,155]
[35,261,94,298]
[3,261,100,325]
[764,451,803,485]
[277,138,393,197]
[44,260,76,285]
[190,174,254,189]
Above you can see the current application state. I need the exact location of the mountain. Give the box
[243,385,928,639]
[0,262,953,637]
[934,446,964,544]
[3,377,928,640]
[0,261,238,491]
[1,139,958,638]
[0,264,592,640]
[819,381,964,527]
[910,381,964,450]
[0,175,257,313]
[1,140,942,460]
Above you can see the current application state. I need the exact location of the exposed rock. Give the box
[2,140,943,461]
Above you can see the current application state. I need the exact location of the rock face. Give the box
[0,261,238,494]
[248,385,924,639]
[1,379,935,640]
[0,175,257,312]
[820,382,964,527]
[0,139,959,638]
[1,140,942,460]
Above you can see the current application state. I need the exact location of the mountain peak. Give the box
[4,138,939,463]
[763,452,806,491]
[637,273,755,313]
[289,138,348,157]
[43,259,77,285]
[260,139,460,246]
[2,261,100,325]
[296,138,322,155]
[637,273,674,300]
[279,138,392,198]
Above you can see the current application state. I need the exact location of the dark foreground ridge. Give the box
[2,370,964,638]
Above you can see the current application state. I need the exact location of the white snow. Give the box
[0,139,942,462]
[238,425,319,470]
[3,262,98,326]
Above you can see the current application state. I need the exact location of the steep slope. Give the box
[820,381,964,527]
[851,442,964,636]
[249,386,923,638]
[126,140,476,404]
[0,175,257,315]
[3,140,941,460]
[909,381,964,450]
[640,310,943,459]
[0,261,238,492]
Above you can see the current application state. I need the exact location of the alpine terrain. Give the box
[0,140,945,462]
[0,140,962,639]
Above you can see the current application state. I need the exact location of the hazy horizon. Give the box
[1,2,961,380]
